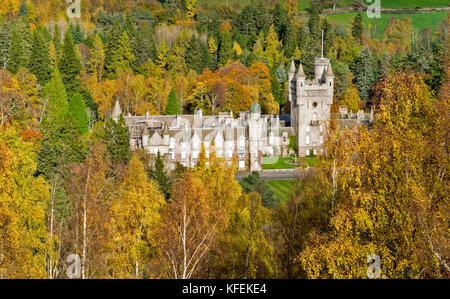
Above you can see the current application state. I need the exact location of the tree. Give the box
[239,171,277,208]
[165,88,181,115]
[41,70,69,121]
[102,116,130,165]
[353,46,374,103]
[28,30,52,85]
[109,155,165,278]
[351,13,363,43]
[6,29,27,73]
[66,143,111,279]
[149,151,171,200]
[0,127,53,278]
[218,29,233,67]
[69,93,89,135]
[106,32,135,76]
[156,171,215,278]
[58,31,82,97]
[88,34,105,82]
[340,85,363,113]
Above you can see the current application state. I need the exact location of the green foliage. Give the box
[103,116,130,165]
[239,171,278,208]
[218,30,233,67]
[28,30,52,85]
[165,88,181,115]
[7,29,27,73]
[352,47,375,102]
[149,151,172,200]
[351,13,363,42]
[69,93,89,135]
[41,70,69,120]
[58,31,82,97]
[106,32,135,76]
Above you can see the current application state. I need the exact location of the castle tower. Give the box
[288,58,334,157]
[248,101,261,171]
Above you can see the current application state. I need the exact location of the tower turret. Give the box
[111,98,122,121]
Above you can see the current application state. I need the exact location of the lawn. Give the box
[262,156,320,169]
[266,180,295,204]
[262,157,298,169]
[200,0,449,11]
[328,11,448,39]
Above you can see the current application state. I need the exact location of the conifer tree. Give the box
[218,30,233,67]
[58,31,82,97]
[150,151,172,200]
[0,23,11,69]
[104,20,123,77]
[41,70,69,120]
[351,13,364,43]
[28,30,52,85]
[88,34,105,81]
[103,115,130,165]
[106,32,135,75]
[7,30,27,73]
[69,93,89,135]
[165,88,181,115]
[353,46,374,102]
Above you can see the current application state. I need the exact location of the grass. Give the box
[200,1,449,11]
[328,11,448,39]
[262,156,320,169]
[266,180,295,204]
[262,157,298,169]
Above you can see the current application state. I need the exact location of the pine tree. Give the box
[69,93,89,134]
[351,13,364,43]
[353,46,374,102]
[6,30,27,73]
[28,30,52,85]
[52,24,62,54]
[185,35,203,73]
[218,30,233,67]
[166,88,181,115]
[41,69,69,120]
[106,32,135,75]
[103,115,130,165]
[150,151,172,200]
[70,22,84,44]
[0,23,11,69]
[104,20,123,77]
[58,31,82,98]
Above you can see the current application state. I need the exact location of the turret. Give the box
[314,57,329,83]
[288,60,296,81]
[325,61,334,89]
[296,63,306,86]
[111,98,122,122]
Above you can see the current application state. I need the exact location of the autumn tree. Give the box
[108,155,165,278]
[0,127,53,278]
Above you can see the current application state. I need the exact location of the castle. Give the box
[113,55,372,171]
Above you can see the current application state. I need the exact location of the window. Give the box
[239,161,245,169]
[306,136,310,145]
[239,138,245,147]
[306,125,310,132]
[320,136,324,144]
[206,151,210,158]
[306,149,310,156]
[181,152,186,159]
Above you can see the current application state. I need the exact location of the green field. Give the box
[380,0,450,8]
[262,156,319,169]
[328,11,448,38]
[266,180,295,204]
[199,0,449,10]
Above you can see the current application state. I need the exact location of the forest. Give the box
[0,0,448,279]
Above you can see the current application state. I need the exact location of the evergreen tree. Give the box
[70,22,84,44]
[52,24,62,54]
[103,115,130,165]
[218,30,233,67]
[106,32,135,76]
[104,20,123,77]
[6,30,27,73]
[41,70,69,120]
[239,171,278,208]
[28,30,52,85]
[58,31,82,97]
[271,69,284,106]
[88,34,105,81]
[307,9,320,41]
[166,88,181,115]
[0,23,11,69]
[136,22,156,66]
[185,34,203,73]
[351,13,364,43]
[353,46,374,102]
[69,93,89,135]
[150,151,172,200]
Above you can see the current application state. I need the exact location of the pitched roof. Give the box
[111,99,122,119]
[288,60,296,75]
[297,63,305,77]
[325,61,334,76]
